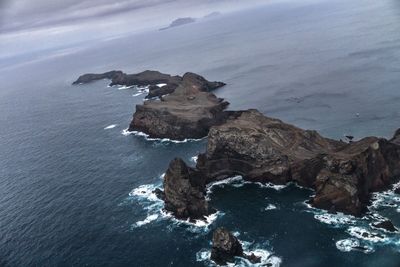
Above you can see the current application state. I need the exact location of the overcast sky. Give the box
[0,0,270,63]
[0,0,268,33]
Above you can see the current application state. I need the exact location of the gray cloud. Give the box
[0,0,266,33]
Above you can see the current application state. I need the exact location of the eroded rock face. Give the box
[211,228,244,265]
[129,73,228,140]
[74,70,227,140]
[210,227,260,265]
[161,110,400,218]
[163,158,212,220]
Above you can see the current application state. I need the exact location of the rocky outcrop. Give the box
[74,70,227,139]
[161,109,400,219]
[210,227,260,265]
[129,72,228,140]
[372,220,398,232]
[163,158,213,220]
[73,70,183,98]
[72,71,124,84]
[160,17,196,31]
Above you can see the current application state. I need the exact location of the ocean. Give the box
[1,0,400,266]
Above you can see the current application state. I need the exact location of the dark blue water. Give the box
[1,0,400,266]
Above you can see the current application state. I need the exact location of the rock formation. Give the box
[160,109,400,219]
[73,70,183,99]
[372,220,398,232]
[210,227,260,265]
[128,72,228,140]
[74,70,227,140]
[163,158,213,220]
[160,17,196,31]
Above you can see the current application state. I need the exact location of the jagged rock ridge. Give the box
[161,109,400,219]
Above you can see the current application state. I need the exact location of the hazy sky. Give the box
[0,0,267,32]
[0,0,269,64]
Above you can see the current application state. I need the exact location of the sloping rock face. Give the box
[129,72,228,140]
[211,227,244,265]
[163,158,212,220]
[74,70,227,140]
[162,110,400,218]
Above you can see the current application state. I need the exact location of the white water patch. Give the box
[191,155,198,163]
[265,204,278,211]
[161,209,222,233]
[206,176,244,196]
[196,239,282,267]
[335,238,374,253]
[369,181,400,210]
[156,83,167,87]
[129,181,221,231]
[129,184,161,203]
[254,182,288,191]
[133,214,159,228]
[347,226,389,243]
[314,212,357,227]
[117,85,135,90]
[122,128,204,143]
[104,124,117,130]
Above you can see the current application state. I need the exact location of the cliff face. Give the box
[162,110,400,219]
[74,70,227,140]
[163,158,212,220]
[129,72,228,140]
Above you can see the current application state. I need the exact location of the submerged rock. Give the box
[372,220,398,232]
[161,109,400,219]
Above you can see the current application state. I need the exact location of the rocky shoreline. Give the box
[74,70,228,140]
[161,110,400,221]
[75,69,400,265]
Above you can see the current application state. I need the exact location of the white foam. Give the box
[117,85,135,90]
[191,155,198,163]
[335,238,373,253]
[255,182,288,191]
[132,92,143,97]
[104,124,117,130]
[122,128,204,143]
[196,240,282,267]
[157,83,167,87]
[265,204,278,211]
[129,184,160,202]
[314,213,356,227]
[133,214,159,228]
[206,176,244,195]
[347,226,388,243]
[248,249,282,267]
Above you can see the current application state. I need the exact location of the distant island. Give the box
[160,12,221,31]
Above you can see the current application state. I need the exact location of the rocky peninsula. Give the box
[74,70,227,140]
[161,110,400,220]
[74,69,400,222]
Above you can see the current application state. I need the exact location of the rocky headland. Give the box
[161,109,400,220]
[73,70,183,99]
[74,69,400,231]
[74,70,227,140]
